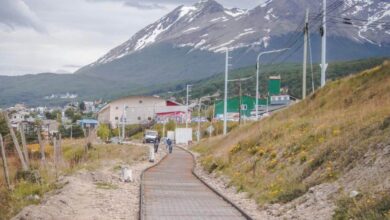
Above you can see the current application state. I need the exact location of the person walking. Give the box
[166,138,173,154]
[154,135,160,153]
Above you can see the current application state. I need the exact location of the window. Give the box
[115,106,119,110]
[138,116,141,120]
[148,117,152,121]
[139,100,143,104]
[115,117,118,120]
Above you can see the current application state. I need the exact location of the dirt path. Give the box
[13,145,166,220]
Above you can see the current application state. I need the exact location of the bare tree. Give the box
[0,134,11,189]
[19,124,30,167]
[2,112,29,171]
[36,126,46,164]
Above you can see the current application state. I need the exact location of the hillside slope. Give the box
[193,61,390,219]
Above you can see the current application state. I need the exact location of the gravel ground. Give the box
[12,144,166,220]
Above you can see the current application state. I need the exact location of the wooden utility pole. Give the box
[58,133,63,165]
[0,134,11,189]
[3,112,29,171]
[36,127,46,163]
[53,136,58,165]
[302,9,309,99]
[19,124,30,167]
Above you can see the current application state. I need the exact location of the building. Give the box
[214,76,292,119]
[214,96,268,120]
[98,96,190,128]
[78,119,99,129]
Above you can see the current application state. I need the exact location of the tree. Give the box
[0,113,9,137]
[65,108,75,119]
[97,124,110,141]
[71,113,82,123]
[79,102,86,112]
[44,110,61,120]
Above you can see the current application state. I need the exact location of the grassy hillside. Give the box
[193,61,390,219]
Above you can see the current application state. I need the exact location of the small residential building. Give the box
[77,119,99,129]
[83,101,95,113]
[98,96,190,128]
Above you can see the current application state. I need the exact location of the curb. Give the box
[178,146,253,220]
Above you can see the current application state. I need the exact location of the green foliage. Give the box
[0,113,9,137]
[79,102,86,111]
[59,125,84,138]
[97,124,110,141]
[64,108,75,119]
[44,110,60,120]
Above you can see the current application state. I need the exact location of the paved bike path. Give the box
[141,147,246,220]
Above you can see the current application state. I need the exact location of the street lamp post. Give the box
[256,48,289,120]
[197,94,218,142]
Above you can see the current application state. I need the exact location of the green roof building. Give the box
[214,76,282,117]
[215,96,267,117]
[268,75,281,96]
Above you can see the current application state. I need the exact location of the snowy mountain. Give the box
[86,0,390,67]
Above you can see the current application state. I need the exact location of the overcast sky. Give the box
[0,0,263,76]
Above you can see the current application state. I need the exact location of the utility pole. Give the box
[197,98,201,142]
[303,9,309,99]
[320,0,328,87]
[122,105,126,142]
[223,48,229,136]
[70,124,73,141]
[186,85,191,128]
[238,80,242,124]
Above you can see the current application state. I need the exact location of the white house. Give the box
[98,96,190,128]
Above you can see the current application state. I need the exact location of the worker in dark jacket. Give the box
[166,138,173,154]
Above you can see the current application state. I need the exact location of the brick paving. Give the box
[141,147,246,220]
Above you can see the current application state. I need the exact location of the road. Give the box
[141,147,247,220]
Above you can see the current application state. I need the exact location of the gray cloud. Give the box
[0,0,47,33]
[88,0,260,10]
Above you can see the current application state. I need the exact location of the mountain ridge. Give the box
[79,0,389,70]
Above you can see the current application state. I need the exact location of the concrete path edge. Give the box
[139,150,169,220]
[177,146,253,220]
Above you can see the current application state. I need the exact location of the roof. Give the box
[269,75,281,80]
[78,119,99,124]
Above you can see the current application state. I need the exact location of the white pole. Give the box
[303,9,309,99]
[320,0,328,87]
[197,98,201,142]
[256,58,259,120]
[223,48,229,136]
[186,85,189,128]
[122,104,125,142]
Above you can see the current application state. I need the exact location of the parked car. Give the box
[143,130,158,143]
[109,137,120,144]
